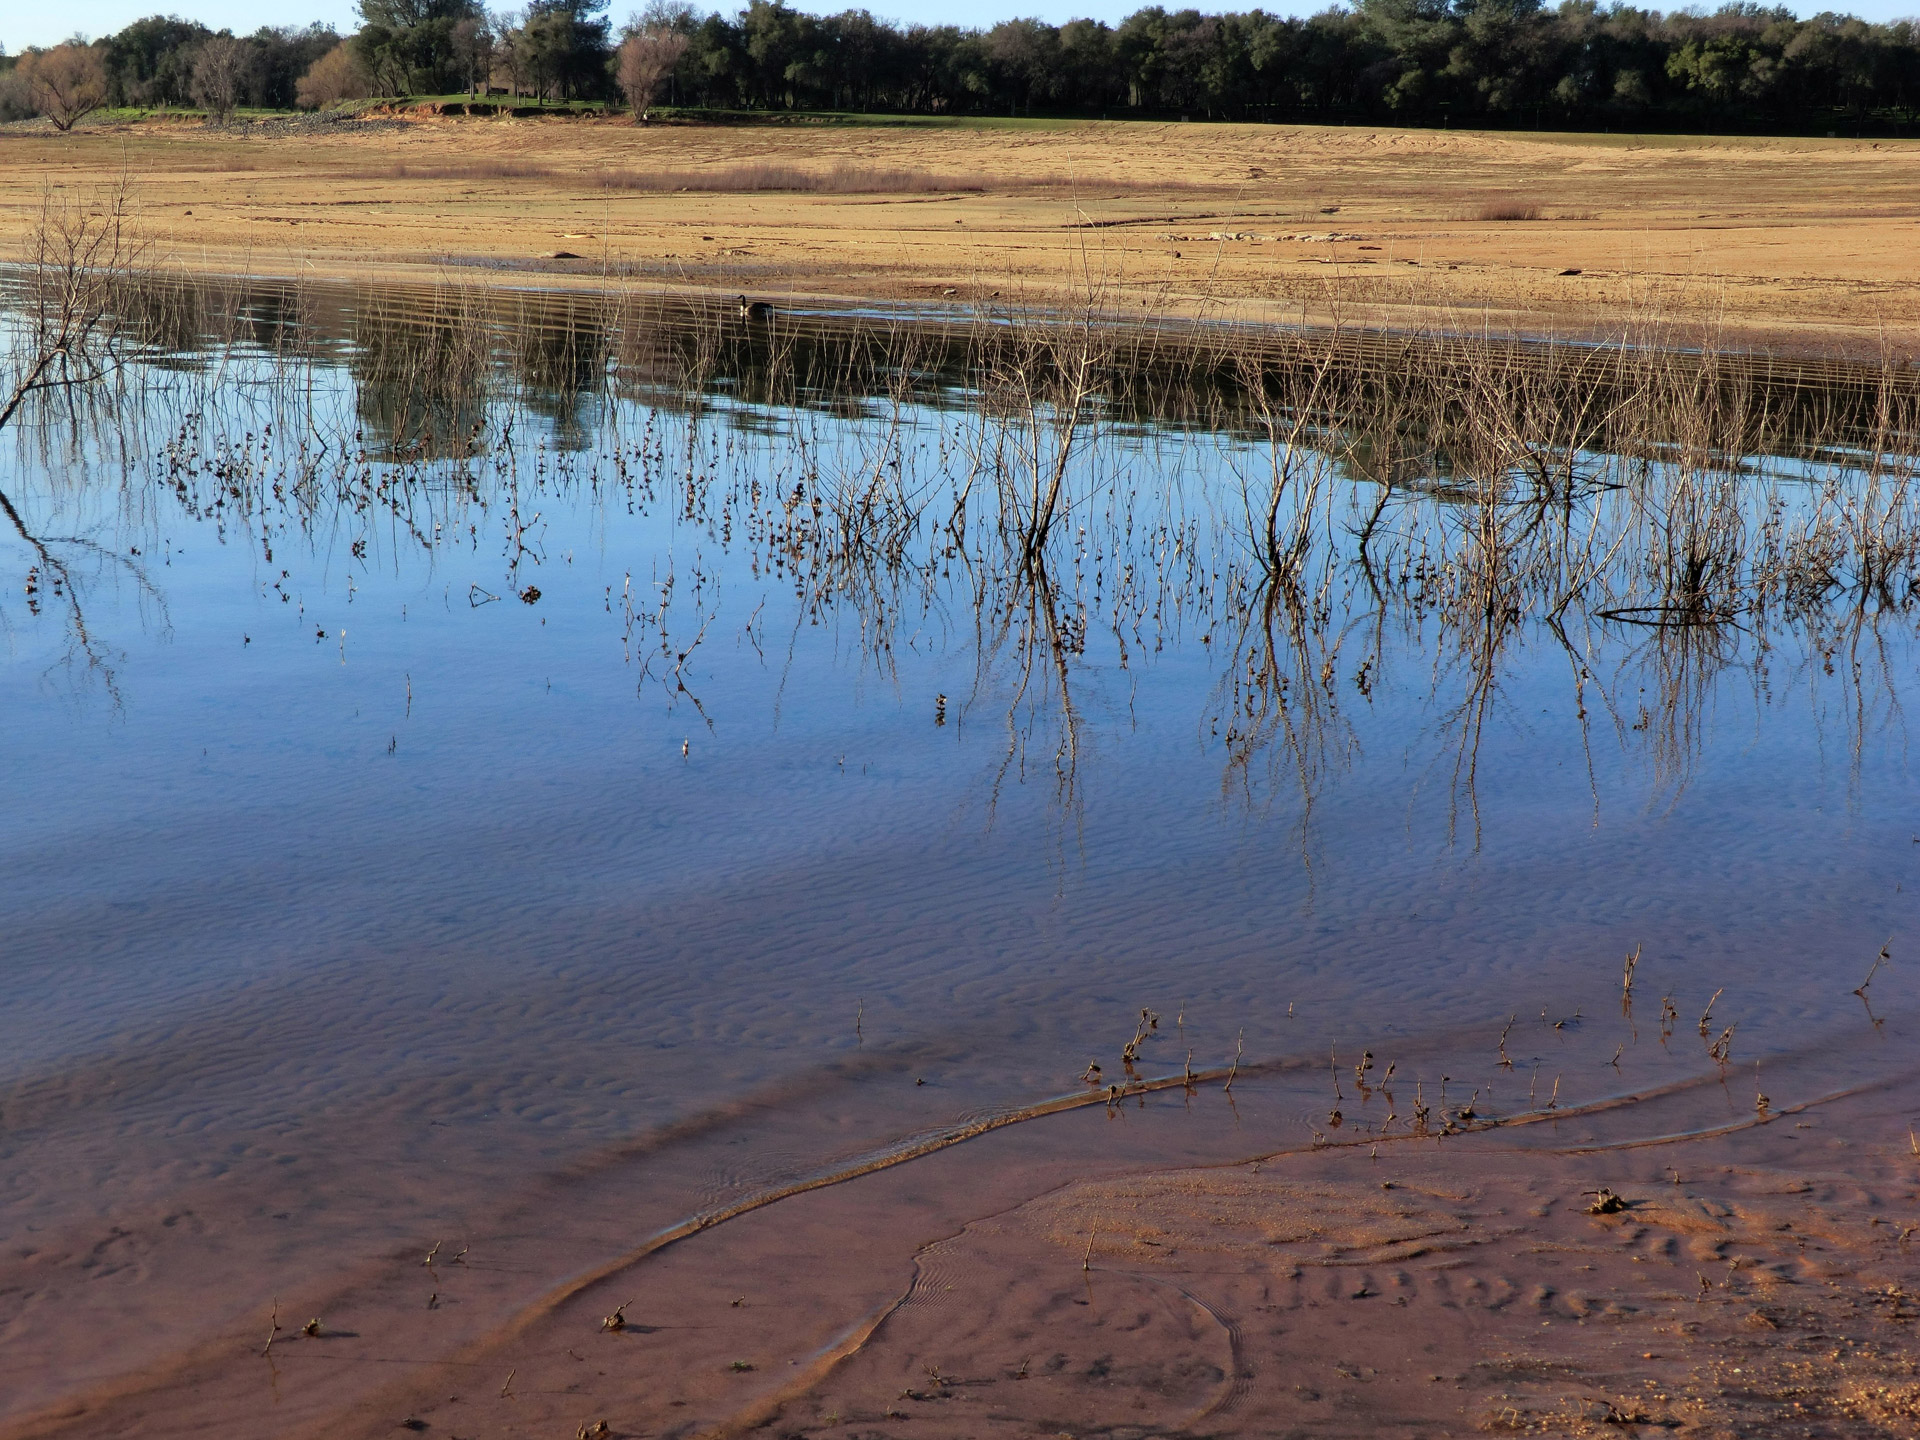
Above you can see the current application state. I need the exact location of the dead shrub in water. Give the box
[5,183,142,427]
[1,180,159,698]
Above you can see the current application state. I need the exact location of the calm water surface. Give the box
[1,280,1914,1421]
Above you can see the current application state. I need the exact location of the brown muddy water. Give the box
[1,279,1917,1439]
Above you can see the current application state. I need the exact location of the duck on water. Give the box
[737,296,773,320]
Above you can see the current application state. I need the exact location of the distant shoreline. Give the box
[3,113,1916,358]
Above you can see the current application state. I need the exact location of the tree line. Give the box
[4,0,1919,132]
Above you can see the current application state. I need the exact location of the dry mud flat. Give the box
[3,114,1920,350]
[7,1061,1917,1440]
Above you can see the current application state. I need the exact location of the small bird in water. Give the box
[737,295,772,320]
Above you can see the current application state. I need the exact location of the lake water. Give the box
[1,278,1914,1435]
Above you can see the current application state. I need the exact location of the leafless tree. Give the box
[191,34,249,124]
[615,27,687,121]
[451,16,497,98]
[494,10,529,98]
[1,183,158,697]
[17,43,108,132]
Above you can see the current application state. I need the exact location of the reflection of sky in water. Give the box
[1,292,1914,1195]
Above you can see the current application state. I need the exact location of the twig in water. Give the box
[1699,987,1723,1037]
[1708,1024,1736,1066]
[1225,1030,1243,1092]
[1498,1014,1515,1068]
[262,1298,281,1357]
[1856,941,1891,996]
[1622,943,1641,1009]
[1083,1224,1097,1271]
[501,1368,516,1398]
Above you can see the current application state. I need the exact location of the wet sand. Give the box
[7,1032,1916,1439]
[4,113,1920,351]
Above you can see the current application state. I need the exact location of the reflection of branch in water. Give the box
[1431,476,1531,850]
[1546,614,1609,833]
[1638,613,1743,807]
[1434,615,1512,853]
[0,484,177,705]
[626,556,719,731]
[972,552,1087,846]
[1827,606,1909,802]
[1208,564,1349,850]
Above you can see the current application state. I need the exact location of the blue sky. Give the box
[7,0,1916,55]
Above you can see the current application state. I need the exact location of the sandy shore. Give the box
[7,1048,1916,1439]
[4,113,1919,352]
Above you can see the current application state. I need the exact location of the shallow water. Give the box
[1,281,1914,1434]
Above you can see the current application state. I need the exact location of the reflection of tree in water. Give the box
[503,294,609,453]
[1209,567,1350,847]
[966,553,1090,841]
[348,286,494,460]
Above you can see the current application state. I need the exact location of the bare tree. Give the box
[494,10,529,98]
[615,26,687,121]
[451,16,497,98]
[191,34,249,124]
[17,43,108,132]
[1,184,157,698]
